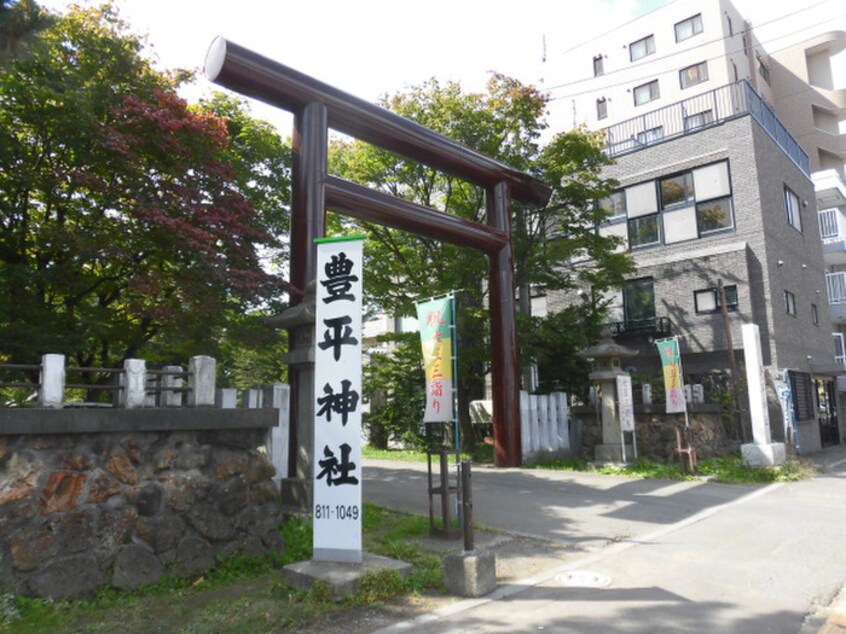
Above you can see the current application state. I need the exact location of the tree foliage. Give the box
[330,77,631,445]
[0,4,291,380]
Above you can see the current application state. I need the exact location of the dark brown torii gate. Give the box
[205,38,551,468]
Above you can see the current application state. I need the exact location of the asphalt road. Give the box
[363,448,846,633]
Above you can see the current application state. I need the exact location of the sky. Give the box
[37,0,846,136]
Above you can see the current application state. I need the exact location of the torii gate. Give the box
[205,38,551,471]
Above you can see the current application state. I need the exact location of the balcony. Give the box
[606,316,672,337]
[603,80,810,176]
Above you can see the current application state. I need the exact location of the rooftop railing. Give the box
[603,80,810,176]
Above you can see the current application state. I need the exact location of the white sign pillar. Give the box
[39,353,65,408]
[313,237,364,563]
[741,324,785,466]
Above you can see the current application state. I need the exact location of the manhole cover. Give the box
[555,571,612,588]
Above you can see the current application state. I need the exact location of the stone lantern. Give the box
[579,338,638,464]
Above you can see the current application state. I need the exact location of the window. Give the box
[598,191,626,218]
[697,196,733,234]
[785,185,802,231]
[593,55,604,77]
[659,173,694,208]
[633,80,660,106]
[596,98,608,120]
[812,303,819,325]
[636,126,664,145]
[785,290,797,316]
[623,278,656,326]
[820,209,838,239]
[628,215,660,247]
[680,61,709,89]
[694,285,738,314]
[757,55,771,84]
[675,14,703,42]
[684,110,714,132]
[835,333,846,364]
[629,35,655,62]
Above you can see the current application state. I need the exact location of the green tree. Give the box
[0,4,290,387]
[330,75,547,448]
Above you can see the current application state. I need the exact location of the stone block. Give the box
[594,443,635,465]
[29,555,105,599]
[283,553,412,600]
[741,442,786,467]
[174,535,214,577]
[112,545,164,590]
[443,549,497,598]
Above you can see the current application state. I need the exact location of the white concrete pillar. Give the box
[692,384,705,404]
[264,383,291,483]
[38,353,65,408]
[642,383,652,405]
[519,390,531,460]
[555,392,570,451]
[742,324,772,445]
[215,387,237,409]
[161,366,184,407]
[243,388,262,409]
[122,359,147,409]
[547,394,559,451]
[188,356,216,407]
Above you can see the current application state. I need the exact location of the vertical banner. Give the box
[656,337,686,414]
[416,296,455,423]
[313,236,364,563]
[616,374,635,432]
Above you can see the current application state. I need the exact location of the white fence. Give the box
[470,391,570,462]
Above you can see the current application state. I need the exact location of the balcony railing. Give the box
[827,272,846,304]
[603,80,810,176]
[606,316,672,337]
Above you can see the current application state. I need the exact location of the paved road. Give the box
[363,448,846,633]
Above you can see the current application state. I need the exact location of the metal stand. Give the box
[675,424,697,474]
[425,423,461,539]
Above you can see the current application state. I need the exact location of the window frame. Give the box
[629,34,655,62]
[696,195,734,235]
[659,172,695,209]
[596,97,608,120]
[593,55,604,77]
[675,14,703,42]
[785,185,803,232]
[627,214,661,248]
[694,285,738,314]
[623,277,656,325]
[785,290,797,316]
[679,61,709,89]
[633,79,660,106]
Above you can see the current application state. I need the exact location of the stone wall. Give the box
[571,403,732,462]
[0,424,285,599]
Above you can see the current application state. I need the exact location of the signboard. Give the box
[313,236,364,563]
[616,374,635,432]
[416,296,455,423]
[656,337,686,414]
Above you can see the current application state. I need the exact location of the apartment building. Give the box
[545,0,843,451]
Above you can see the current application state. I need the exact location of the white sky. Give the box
[37,0,846,136]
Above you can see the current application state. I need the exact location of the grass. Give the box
[364,444,819,485]
[1,505,444,634]
[528,454,819,484]
[363,442,494,464]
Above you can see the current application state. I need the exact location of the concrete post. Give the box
[215,388,237,409]
[122,359,147,409]
[263,383,291,488]
[243,388,262,409]
[741,324,785,466]
[642,383,652,405]
[38,353,65,409]
[161,365,184,407]
[188,356,216,407]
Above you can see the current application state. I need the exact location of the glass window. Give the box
[633,80,660,106]
[680,61,709,89]
[628,215,660,247]
[697,196,733,234]
[684,110,714,132]
[675,14,703,42]
[593,55,604,77]
[596,98,608,120]
[660,173,695,208]
[785,290,797,316]
[785,185,802,232]
[598,191,626,218]
[694,286,738,314]
[624,278,656,324]
[630,35,655,62]
[636,126,664,146]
